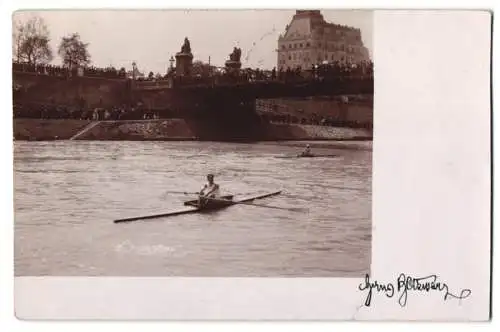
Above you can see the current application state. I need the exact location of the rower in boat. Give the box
[198,174,221,207]
[299,144,314,157]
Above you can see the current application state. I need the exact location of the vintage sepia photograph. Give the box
[13,9,373,278]
[9,5,492,322]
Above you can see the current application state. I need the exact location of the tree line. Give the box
[12,15,91,69]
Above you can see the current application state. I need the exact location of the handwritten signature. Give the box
[358,274,471,307]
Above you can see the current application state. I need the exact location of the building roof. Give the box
[279,10,361,41]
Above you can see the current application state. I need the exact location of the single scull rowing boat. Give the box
[113,190,282,223]
[276,154,339,159]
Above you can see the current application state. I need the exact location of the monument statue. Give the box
[181,37,191,54]
[176,37,193,77]
[225,46,242,71]
[229,47,242,62]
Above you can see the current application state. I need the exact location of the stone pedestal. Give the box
[175,52,193,77]
[224,60,242,73]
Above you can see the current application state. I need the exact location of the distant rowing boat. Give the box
[276,154,339,159]
[113,190,282,223]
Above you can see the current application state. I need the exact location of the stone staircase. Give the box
[69,121,101,140]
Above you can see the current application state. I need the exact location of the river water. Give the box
[14,141,372,277]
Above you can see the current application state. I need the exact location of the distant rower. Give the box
[198,174,220,206]
[299,144,313,157]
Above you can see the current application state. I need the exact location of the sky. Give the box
[13,10,372,73]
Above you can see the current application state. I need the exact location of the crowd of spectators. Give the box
[13,62,127,79]
[166,60,373,87]
[13,62,70,77]
[14,102,89,120]
[13,59,373,87]
[84,66,127,79]
[259,112,371,129]
[13,102,167,121]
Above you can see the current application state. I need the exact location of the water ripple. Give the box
[14,140,372,277]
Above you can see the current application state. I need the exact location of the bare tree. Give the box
[58,33,91,69]
[12,20,22,61]
[13,15,53,65]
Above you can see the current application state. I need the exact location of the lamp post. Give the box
[169,56,175,70]
[132,61,137,80]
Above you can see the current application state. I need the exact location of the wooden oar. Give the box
[330,185,368,191]
[164,191,199,195]
[206,197,307,212]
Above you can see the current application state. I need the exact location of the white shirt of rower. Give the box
[301,146,312,156]
[200,183,220,198]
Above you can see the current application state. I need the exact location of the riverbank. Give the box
[13,119,372,141]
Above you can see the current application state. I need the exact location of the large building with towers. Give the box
[277,10,370,70]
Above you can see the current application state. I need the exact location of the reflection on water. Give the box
[14,141,372,277]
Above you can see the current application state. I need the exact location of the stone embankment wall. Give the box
[256,96,373,126]
[263,123,371,140]
[79,119,197,140]
[13,119,91,140]
[14,72,129,108]
[14,119,372,141]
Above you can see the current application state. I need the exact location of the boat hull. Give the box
[184,195,234,210]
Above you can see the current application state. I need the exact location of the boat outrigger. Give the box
[113,190,282,223]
